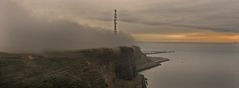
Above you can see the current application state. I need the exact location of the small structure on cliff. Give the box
[0,46,169,88]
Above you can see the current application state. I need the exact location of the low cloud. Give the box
[0,0,134,53]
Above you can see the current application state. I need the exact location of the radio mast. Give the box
[114,9,117,35]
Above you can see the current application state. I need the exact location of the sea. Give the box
[137,42,239,88]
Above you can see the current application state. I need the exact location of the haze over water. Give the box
[138,42,239,88]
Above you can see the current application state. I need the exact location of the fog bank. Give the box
[0,0,134,53]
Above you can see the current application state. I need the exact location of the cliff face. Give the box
[0,46,169,88]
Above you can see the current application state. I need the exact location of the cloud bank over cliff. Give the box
[0,0,134,53]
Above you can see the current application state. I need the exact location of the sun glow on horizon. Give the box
[133,32,239,43]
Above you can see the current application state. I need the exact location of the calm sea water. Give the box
[137,42,239,88]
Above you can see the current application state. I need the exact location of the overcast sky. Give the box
[5,0,239,42]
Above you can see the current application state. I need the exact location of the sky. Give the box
[4,0,239,43]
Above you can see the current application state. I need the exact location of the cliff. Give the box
[0,46,169,88]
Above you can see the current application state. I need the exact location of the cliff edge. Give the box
[0,46,169,88]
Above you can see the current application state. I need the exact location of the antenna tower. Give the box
[114,9,117,35]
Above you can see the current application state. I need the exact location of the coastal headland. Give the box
[0,46,169,88]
